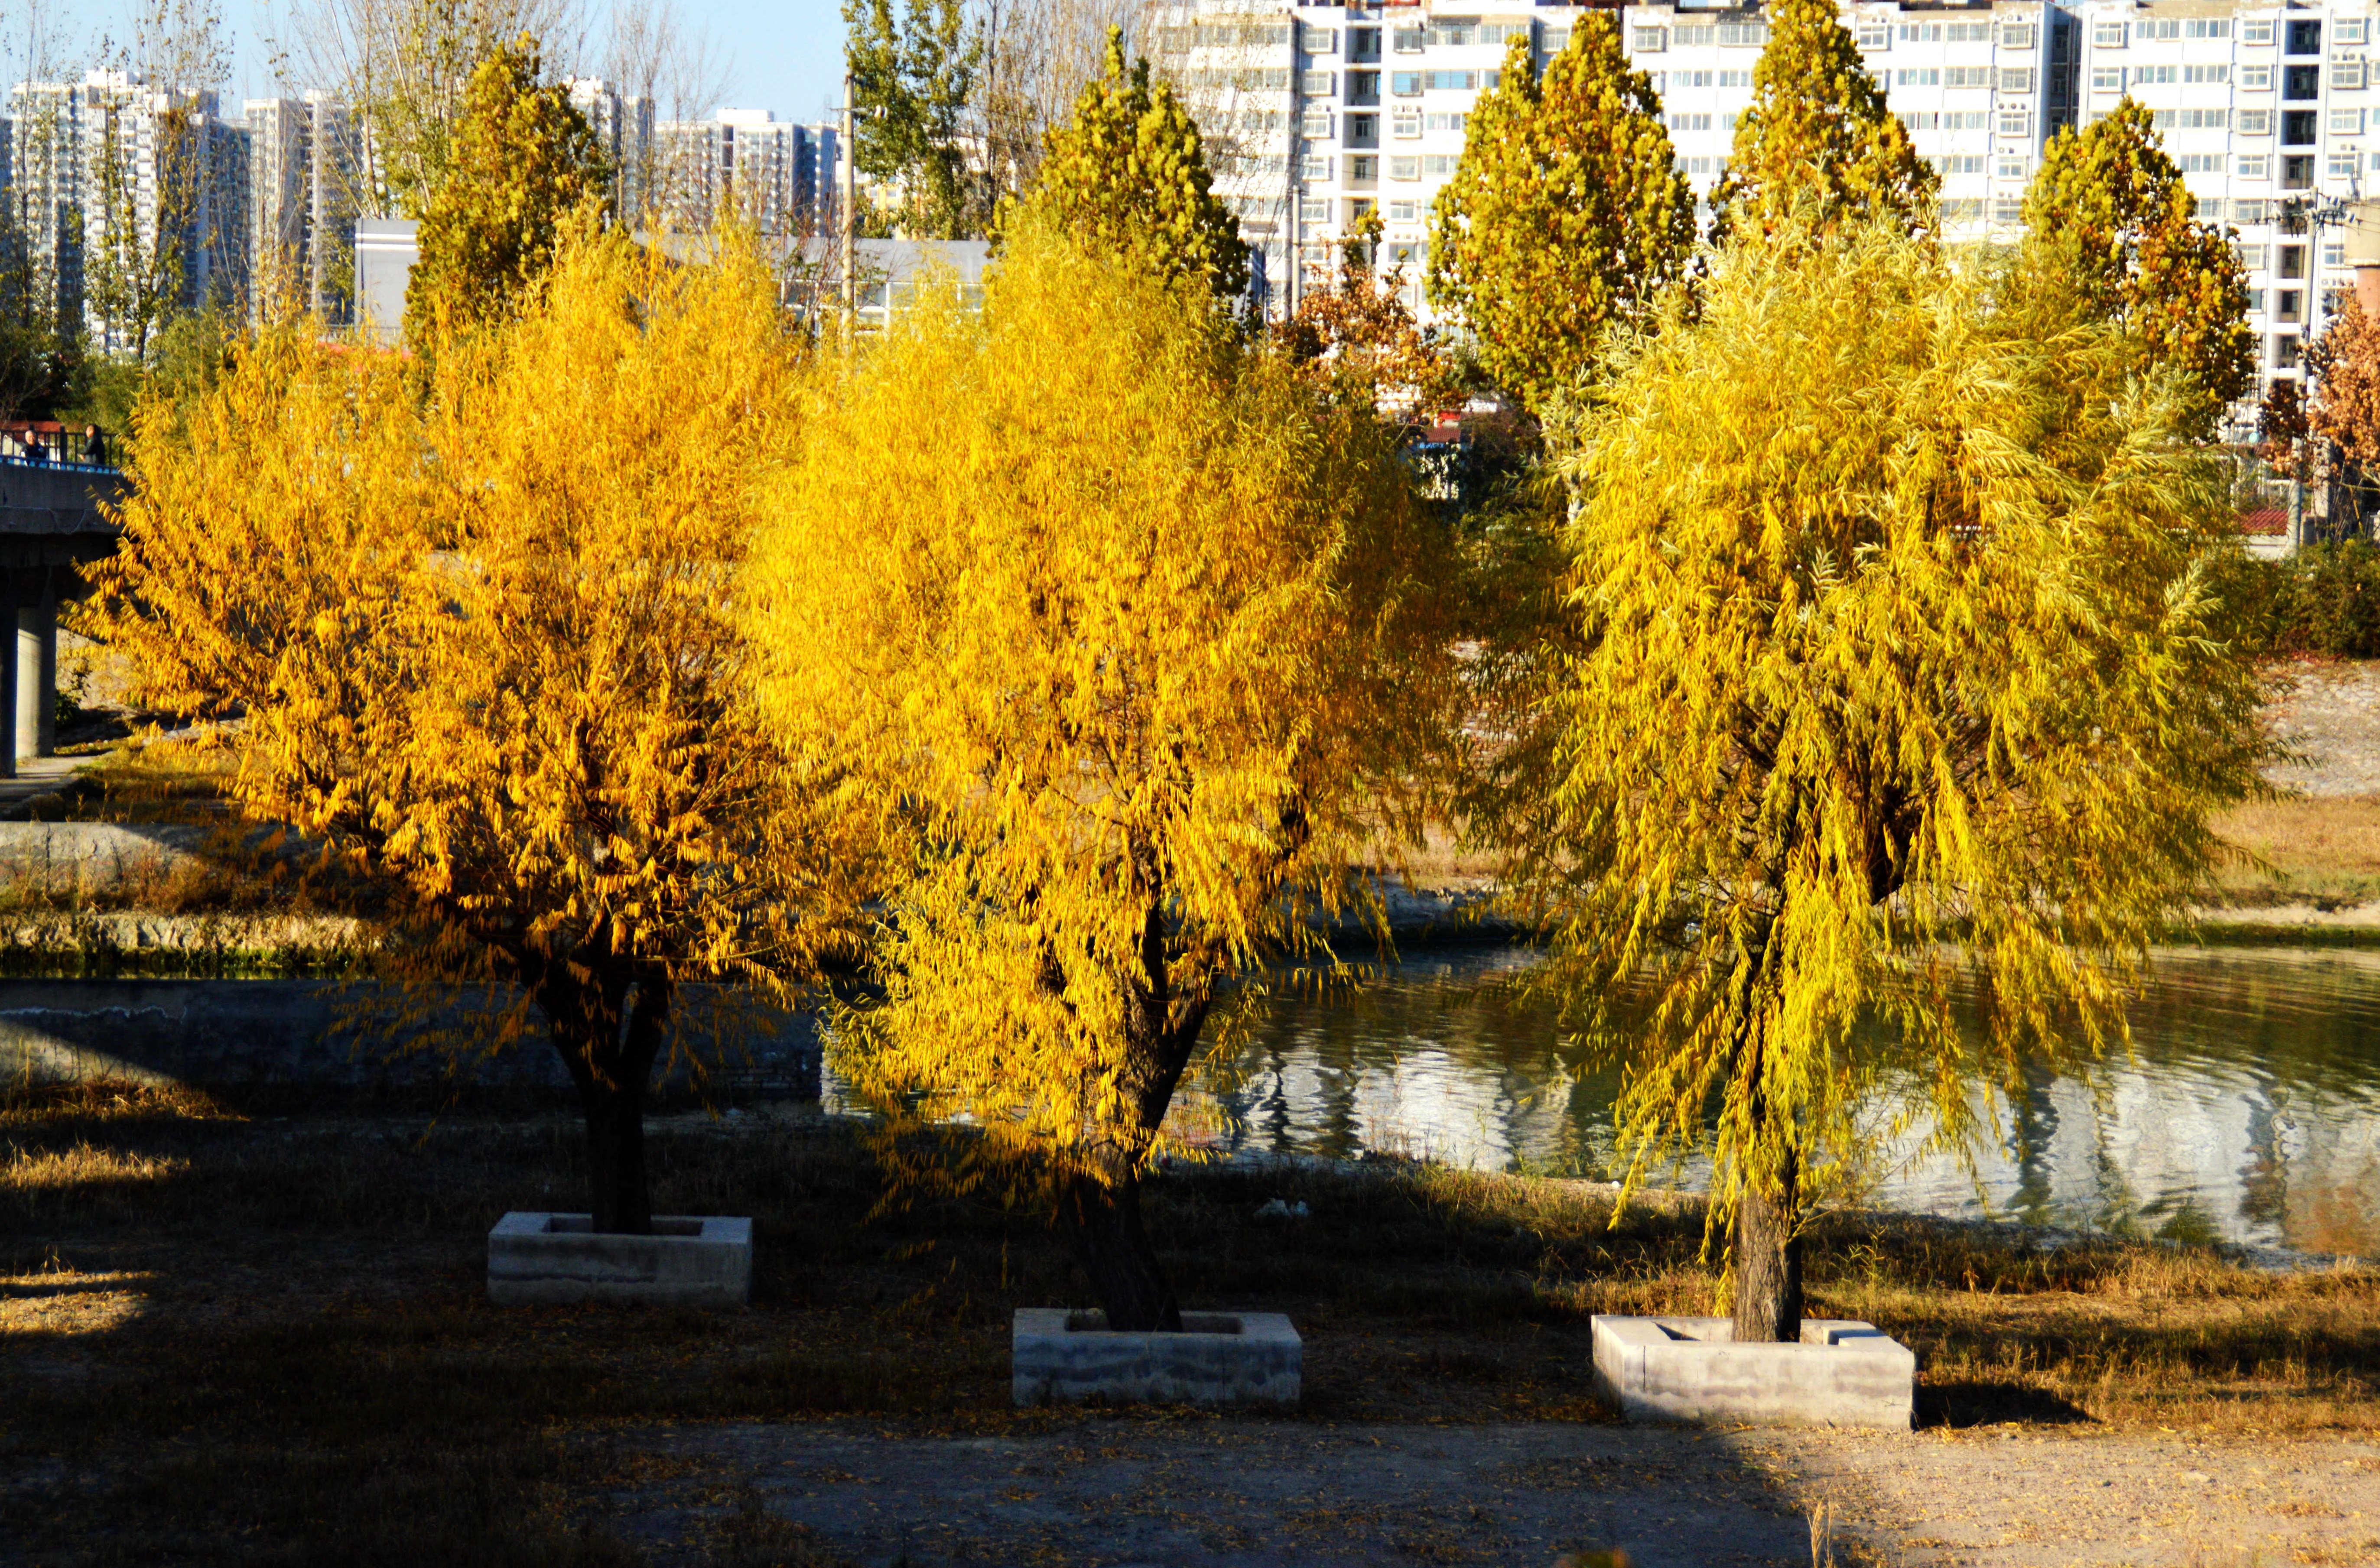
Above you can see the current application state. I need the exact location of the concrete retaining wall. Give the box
[0,979,823,1097]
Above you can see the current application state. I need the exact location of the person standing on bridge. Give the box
[84,425,105,467]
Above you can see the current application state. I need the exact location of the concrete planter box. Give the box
[1591,1315,1914,1430]
[486,1212,752,1306]
[1012,1308,1302,1408]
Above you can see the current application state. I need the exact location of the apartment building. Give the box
[1163,0,2372,417]
[650,109,843,236]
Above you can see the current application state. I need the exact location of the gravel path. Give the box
[608,1418,2380,1568]
[2263,660,2380,798]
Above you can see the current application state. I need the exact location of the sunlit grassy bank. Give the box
[4,1082,2374,1564]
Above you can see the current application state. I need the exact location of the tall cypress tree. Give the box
[1425,22,1696,413]
[1709,0,1936,241]
[2020,97,2254,436]
[1003,28,1247,303]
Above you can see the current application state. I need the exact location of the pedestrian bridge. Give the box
[0,458,123,778]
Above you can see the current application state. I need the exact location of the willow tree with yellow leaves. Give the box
[999,26,1247,301]
[1424,16,1694,412]
[1709,0,1936,241]
[2019,97,2253,438]
[1520,216,2264,1342]
[750,227,1457,1330]
[85,231,862,1234]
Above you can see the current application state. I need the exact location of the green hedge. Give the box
[2212,541,2380,658]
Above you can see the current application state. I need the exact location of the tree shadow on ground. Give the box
[1918,1380,2097,1428]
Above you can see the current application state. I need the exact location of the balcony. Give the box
[1346,69,1381,106]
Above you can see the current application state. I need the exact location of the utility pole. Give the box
[842,69,858,322]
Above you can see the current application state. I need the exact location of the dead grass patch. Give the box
[2211,796,2380,907]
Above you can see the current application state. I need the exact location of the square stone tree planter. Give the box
[1013,1308,1302,1407]
[487,1212,753,1306]
[1591,1315,1914,1429]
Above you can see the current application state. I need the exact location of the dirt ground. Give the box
[590,1417,2380,1568]
[2263,660,2380,799]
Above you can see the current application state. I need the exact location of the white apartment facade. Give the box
[1162,0,2375,418]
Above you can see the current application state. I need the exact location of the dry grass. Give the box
[2211,795,2380,906]
[4,1082,2376,1563]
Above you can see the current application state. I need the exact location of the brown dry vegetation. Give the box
[2211,794,2380,907]
[3,1081,2375,1565]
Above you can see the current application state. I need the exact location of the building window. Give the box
[2200,197,2227,221]
[1427,19,1476,46]
[2184,64,2228,85]
[1348,27,1380,63]
[1392,26,1424,53]
[2241,65,2273,90]
[1422,153,1460,176]
[2178,153,2224,173]
[2000,23,2036,50]
[1898,68,1939,87]
[1669,112,1713,132]
[2137,19,2182,42]
[2186,19,2233,40]
[2247,287,2266,312]
[2244,19,2276,46]
[1898,22,1941,42]
[2326,241,2348,265]
[1673,69,1713,89]
[1998,109,2033,137]
[2334,60,2368,92]
[2091,67,2125,93]
[1717,22,1767,47]
[1632,26,1667,53]
[2091,21,2126,49]
[1935,154,1985,175]
[2288,20,2323,55]
[1719,68,1753,87]
[2285,63,2322,99]
[1344,156,1376,183]
[2276,335,2302,369]
[2285,109,2319,145]
[1301,107,1333,138]
[2240,110,2274,136]
[1299,196,1329,223]
[2278,289,2304,322]
[1424,112,1466,132]
[1423,71,1480,91]
[1997,67,2035,94]
[1388,155,1419,181]
[1674,24,1716,46]
[1392,107,1421,137]
[2237,203,2271,229]
[1300,71,1335,96]
[2152,108,2229,130]
[1540,28,1570,54]
[1946,21,1990,42]
[2241,243,2271,269]
[1300,24,1337,54]
[2332,151,2363,179]
[1347,70,1380,105]
[2240,155,2272,179]
[1856,24,1889,51]
[2280,244,2308,279]
[1344,112,1379,147]
[1944,66,1991,88]
[1300,154,1330,181]
[2284,153,2317,188]
[1392,71,1422,96]
[1943,198,1983,222]
[1993,197,2025,225]
[1388,199,1420,222]
[1997,155,2029,179]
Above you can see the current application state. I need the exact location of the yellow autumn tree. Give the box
[748,226,1459,1329]
[1515,214,2265,1341]
[83,229,865,1233]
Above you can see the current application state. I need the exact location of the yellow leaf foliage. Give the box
[746,228,1457,1258]
[1531,217,2266,1257]
[83,229,867,1224]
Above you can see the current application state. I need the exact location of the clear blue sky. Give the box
[62,0,849,124]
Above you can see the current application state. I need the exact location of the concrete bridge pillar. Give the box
[17,584,54,760]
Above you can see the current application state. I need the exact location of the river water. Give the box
[1191,944,2380,1260]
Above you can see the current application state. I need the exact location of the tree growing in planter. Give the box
[1424,17,1694,414]
[1709,0,1935,243]
[749,228,1458,1329]
[1518,215,2265,1342]
[84,231,864,1232]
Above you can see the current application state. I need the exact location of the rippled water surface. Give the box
[1197,945,2380,1259]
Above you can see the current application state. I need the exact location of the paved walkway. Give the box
[598,1419,2380,1568]
[0,754,85,818]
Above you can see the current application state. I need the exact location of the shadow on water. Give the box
[1200,945,2380,1259]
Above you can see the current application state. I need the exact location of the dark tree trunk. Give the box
[543,969,672,1235]
[1731,1146,1804,1343]
[1062,1169,1181,1332]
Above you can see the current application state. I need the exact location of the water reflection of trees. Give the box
[1217,945,2380,1257]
